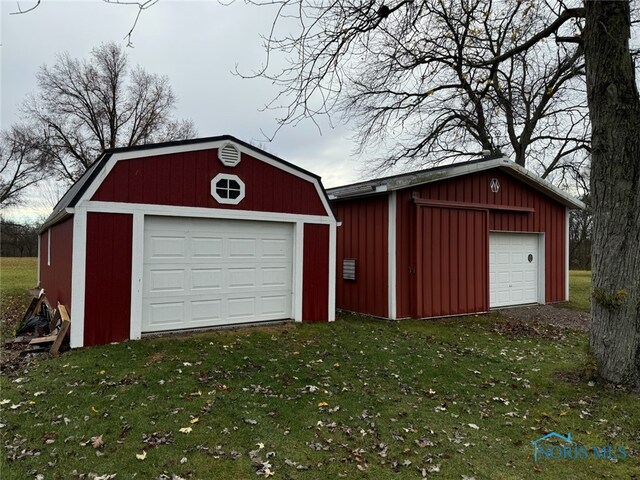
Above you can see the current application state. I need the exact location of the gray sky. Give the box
[1,0,367,221]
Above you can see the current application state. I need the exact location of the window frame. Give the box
[210,173,246,205]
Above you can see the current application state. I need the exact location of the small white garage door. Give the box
[489,233,540,308]
[142,216,293,332]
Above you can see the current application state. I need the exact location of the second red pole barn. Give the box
[328,156,584,320]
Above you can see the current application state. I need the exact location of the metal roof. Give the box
[326,157,585,209]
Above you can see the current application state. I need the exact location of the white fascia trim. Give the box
[129,212,144,341]
[81,201,335,225]
[70,207,87,348]
[388,192,397,319]
[565,208,570,301]
[328,222,336,322]
[76,140,335,220]
[294,222,304,322]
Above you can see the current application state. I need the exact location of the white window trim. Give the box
[211,173,246,205]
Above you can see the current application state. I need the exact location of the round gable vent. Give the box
[218,142,241,167]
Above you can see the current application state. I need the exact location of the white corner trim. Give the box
[75,139,335,220]
[388,192,397,319]
[294,222,304,322]
[37,235,41,286]
[565,208,570,301]
[129,212,144,341]
[47,228,51,266]
[538,233,546,305]
[70,207,87,348]
[328,222,336,322]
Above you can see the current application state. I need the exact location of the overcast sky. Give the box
[1,0,369,221]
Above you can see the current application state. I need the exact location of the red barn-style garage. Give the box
[38,136,336,348]
[328,156,583,320]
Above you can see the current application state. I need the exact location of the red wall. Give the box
[39,217,73,313]
[333,195,389,317]
[396,169,567,317]
[92,150,327,216]
[416,207,488,317]
[302,224,330,321]
[84,213,132,346]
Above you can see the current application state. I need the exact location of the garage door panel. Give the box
[490,233,539,308]
[148,269,186,293]
[191,268,222,290]
[142,216,293,332]
[191,300,222,323]
[229,239,257,257]
[191,237,223,257]
[148,236,186,259]
[228,268,257,288]
[262,295,289,315]
[228,297,256,319]
[146,301,184,328]
[262,267,288,287]
[262,239,288,257]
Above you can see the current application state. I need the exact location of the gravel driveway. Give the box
[497,304,589,332]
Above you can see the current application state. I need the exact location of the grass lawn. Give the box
[567,271,591,312]
[2,262,636,479]
[0,257,38,340]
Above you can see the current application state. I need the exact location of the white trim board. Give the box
[81,201,335,225]
[129,212,144,341]
[565,208,570,301]
[387,192,397,319]
[70,208,87,348]
[328,222,337,322]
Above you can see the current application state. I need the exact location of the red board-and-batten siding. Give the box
[334,196,389,317]
[91,150,326,216]
[333,167,567,319]
[84,213,133,347]
[77,147,331,346]
[39,217,74,313]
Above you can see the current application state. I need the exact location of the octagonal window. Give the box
[211,173,245,205]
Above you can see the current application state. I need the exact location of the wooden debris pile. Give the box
[4,289,71,356]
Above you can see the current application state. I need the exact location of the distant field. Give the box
[568,270,591,312]
[0,257,37,338]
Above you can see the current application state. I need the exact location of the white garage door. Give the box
[142,216,293,332]
[489,233,540,308]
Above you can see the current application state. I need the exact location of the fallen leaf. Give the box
[179,427,193,434]
[136,451,147,460]
[318,402,328,407]
[190,417,200,424]
[91,435,104,449]
[468,423,480,430]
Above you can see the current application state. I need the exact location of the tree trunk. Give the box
[584,0,640,386]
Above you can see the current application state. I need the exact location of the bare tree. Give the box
[0,127,45,207]
[237,0,590,186]
[22,42,197,182]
